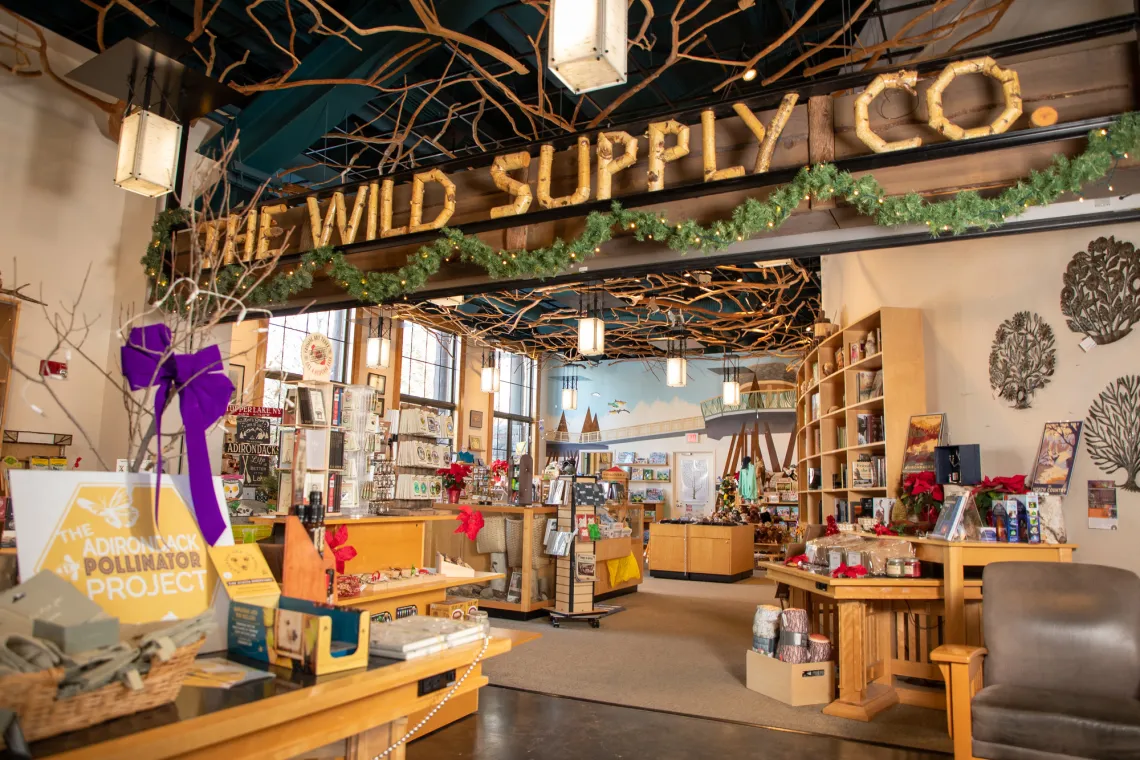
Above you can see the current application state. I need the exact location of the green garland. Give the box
[143,112,1140,311]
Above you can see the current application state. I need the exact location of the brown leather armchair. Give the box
[932,562,1140,760]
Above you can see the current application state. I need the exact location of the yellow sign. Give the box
[208,543,280,608]
[35,482,218,623]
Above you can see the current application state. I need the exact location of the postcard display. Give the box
[393,403,452,511]
[277,382,380,516]
[554,479,607,615]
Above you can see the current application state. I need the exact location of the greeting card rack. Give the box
[276,382,379,516]
[552,475,613,628]
[387,402,452,514]
[794,307,927,525]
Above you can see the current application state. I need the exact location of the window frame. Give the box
[492,351,537,460]
[398,321,461,412]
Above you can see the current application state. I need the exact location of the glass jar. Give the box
[468,609,491,636]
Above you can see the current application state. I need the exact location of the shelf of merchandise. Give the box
[795,307,926,525]
[427,504,558,619]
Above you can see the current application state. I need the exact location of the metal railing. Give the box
[544,415,705,444]
[700,389,796,420]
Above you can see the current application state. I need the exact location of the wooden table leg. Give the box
[943,545,967,644]
[346,717,408,760]
[822,600,899,721]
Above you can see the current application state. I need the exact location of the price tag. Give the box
[1078,335,1097,352]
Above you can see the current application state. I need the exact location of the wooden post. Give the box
[807,95,835,210]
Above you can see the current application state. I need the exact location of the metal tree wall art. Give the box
[1060,236,1140,345]
[988,311,1056,409]
[1085,375,1140,492]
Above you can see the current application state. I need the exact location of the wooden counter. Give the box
[648,523,753,582]
[429,504,557,619]
[32,629,525,760]
[759,536,1075,724]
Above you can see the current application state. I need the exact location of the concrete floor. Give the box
[407,687,950,760]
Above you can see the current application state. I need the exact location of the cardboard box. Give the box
[745,649,834,707]
[429,597,479,620]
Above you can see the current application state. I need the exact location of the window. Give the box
[262,310,352,409]
[491,351,535,462]
[400,321,459,408]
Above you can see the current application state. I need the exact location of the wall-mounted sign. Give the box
[226,405,283,418]
[193,57,1026,265]
[301,333,334,381]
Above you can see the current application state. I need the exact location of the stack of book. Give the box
[369,617,485,660]
[855,414,885,445]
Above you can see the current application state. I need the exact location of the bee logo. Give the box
[76,487,139,529]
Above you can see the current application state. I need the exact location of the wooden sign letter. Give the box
[380,179,408,238]
[537,137,591,208]
[224,210,257,264]
[647,120,689,191]
[732,93,799,173]
[408,169,456,232]
[490,152,532,218]
[927,57,1022,140]
[701,109,744,182]
[306,195,339,248]
[597,131,638,200]
[855,70,921,153]
[256,204,288,259]
[367,181,379,240]
[197,219,225,268]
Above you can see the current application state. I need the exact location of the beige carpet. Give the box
[485,575,952,753]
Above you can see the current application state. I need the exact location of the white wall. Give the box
[822,222,1140,576]
[1,22,157,470]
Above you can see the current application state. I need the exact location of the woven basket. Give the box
[505,518,524,567]
[0,635,205,742]
[476,515,506,554]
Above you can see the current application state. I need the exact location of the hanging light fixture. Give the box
[365,311,391,369]
[722,355,741,406]
[481,348,501,393]
[577,284,606,357]
[116,107,182,197]
[666,328,687,388]
[548,0,627,95]
[561,374,578,410]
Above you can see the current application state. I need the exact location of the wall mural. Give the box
[1060,236,1140,345]
[1086,375,1140,493]
[988,311,1056,410]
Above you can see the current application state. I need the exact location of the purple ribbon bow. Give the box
[120,324,234,545]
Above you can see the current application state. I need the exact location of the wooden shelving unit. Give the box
[795,307,926,525]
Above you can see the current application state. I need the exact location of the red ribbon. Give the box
[324,524,358,574]
[454,505,485,541]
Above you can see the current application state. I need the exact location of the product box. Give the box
[745,649,835,707]
[429,597,479,620]
[209,544,368,675]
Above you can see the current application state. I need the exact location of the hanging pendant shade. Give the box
[723,379,741,405]
[666,356,687,388]
[577,316,605,356]
[548,0,627,95]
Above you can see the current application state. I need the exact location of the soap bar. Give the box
[0,570,120,652]
[33,617,121,654]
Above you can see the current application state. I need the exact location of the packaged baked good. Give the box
[862,538,915,575]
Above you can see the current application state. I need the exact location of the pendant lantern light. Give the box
[577,285,606,357]
[666,327,687,388]
[722,355,741,406]
[116,109,182,197]
[365,311,392,369]
[561,374,578,410]
[480,348,501,393]
[548,0,627,95]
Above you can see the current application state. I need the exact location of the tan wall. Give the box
[821,221,1140,576]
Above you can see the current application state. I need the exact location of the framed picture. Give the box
[469,435,483,451]
[1029,421,1082,495]
[469,410,483,429]
[901,414,946,475]
[373,397,386,416]
[367,373,386,393]
[228,364,245,404]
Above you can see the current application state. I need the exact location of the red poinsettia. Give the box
[437,462,472,491]
[825,514,839,536]
[903,471,944,502]
[972,474,1029,523]
[831,563,868,579]
[453,505,485,540]
[899,470,944,523]
[873,523,893,536]
[325,524,358,574]
[490,459,509,476]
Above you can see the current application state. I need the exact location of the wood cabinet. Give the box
[648,523,753,582]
